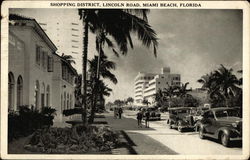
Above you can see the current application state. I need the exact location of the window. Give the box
[46,85,50,106]
[9,34,15,46]
[16,76,23,109]
[47,56,53,72]
[64,92,66,110]
[44,52,47,70]
[41,51,45,68]
[62,65,66,79]
[35,80,40,109]
[8,72,15,111]
[36,45,41,65]
[16,41,23,51]
[67,93,69,109]
[70,94,72,109]
[61,94,63,112]
[41,83,45,108]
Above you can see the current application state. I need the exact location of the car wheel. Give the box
[199,127,205,139]
[221,132,230,147]
[177,121,183,132]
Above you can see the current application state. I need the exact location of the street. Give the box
[103,110,242,155]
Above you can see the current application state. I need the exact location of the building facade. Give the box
[8,14,77,122]
[9,9,83,69]
[134,67,181,106]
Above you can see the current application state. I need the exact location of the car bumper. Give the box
[230,137,242,141]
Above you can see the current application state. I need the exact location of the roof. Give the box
[53,53,78,75]
[9,14,57,52]
[208,107,239,112]
[9,14,34,21]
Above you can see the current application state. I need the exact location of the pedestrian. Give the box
[118,107,123,119]
[145,110,150,128]
[137,110,143,128]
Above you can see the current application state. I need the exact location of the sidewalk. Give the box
[98,111,177,155]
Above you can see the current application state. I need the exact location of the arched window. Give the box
[69,94,72,109]
[67,93,69,109]
[8,72,15,110]
[61,94,63,112]
[16,76,23,109]
[64,92,66,110]
[46,85,50,106]
[35,80,40,109]
[41,83,45,108]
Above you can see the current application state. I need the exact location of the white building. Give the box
[9,9,83,69]
[134,67,181,106]
[8,14,77,122]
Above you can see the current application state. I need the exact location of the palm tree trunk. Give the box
[89,41,102,123]
[81,14,89,125]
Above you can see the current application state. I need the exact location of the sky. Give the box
[10,9,243,103]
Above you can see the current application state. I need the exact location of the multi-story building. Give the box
[134,72,157,105]
[8,14,77,122]
[134,67,181,106]
[9,9,83,70]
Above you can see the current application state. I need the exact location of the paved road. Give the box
[102,111,177,155]
[121,110,242,155]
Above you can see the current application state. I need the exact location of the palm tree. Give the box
[198,65,242,107]
[154,89,167,107]
[88,54,117,84]
[61,53,76,64]
[87,55,117,123]
[78,9,158,124]
[126,97,134,106]
[142,99,150,107]
[163,85,179,108]
[213,64,241,107]
[97,81,113,111]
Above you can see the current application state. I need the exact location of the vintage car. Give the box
[167,107,196,132]
[142,107,161,121]
[192,106,210,125]
[196,107,242,147]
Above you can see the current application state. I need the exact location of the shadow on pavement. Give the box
[204,136,242,148]
[119,130,137,154]
[105,115,155,131]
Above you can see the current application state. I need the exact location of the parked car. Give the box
[196,107,242,147]
[167,107,196,132]
[143,107,161,121]
[192,106,210,126]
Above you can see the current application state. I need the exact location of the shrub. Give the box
[24,125,119,153]
[62,108,82,116]
[8,106,56,142]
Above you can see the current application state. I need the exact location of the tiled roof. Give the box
[9,14,34,21]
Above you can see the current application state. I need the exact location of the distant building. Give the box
[134,67,181,106]
[8,14,77,122]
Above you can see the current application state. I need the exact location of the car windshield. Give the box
[215,109,240,118]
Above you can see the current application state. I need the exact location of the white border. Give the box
[1,1,250,159]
